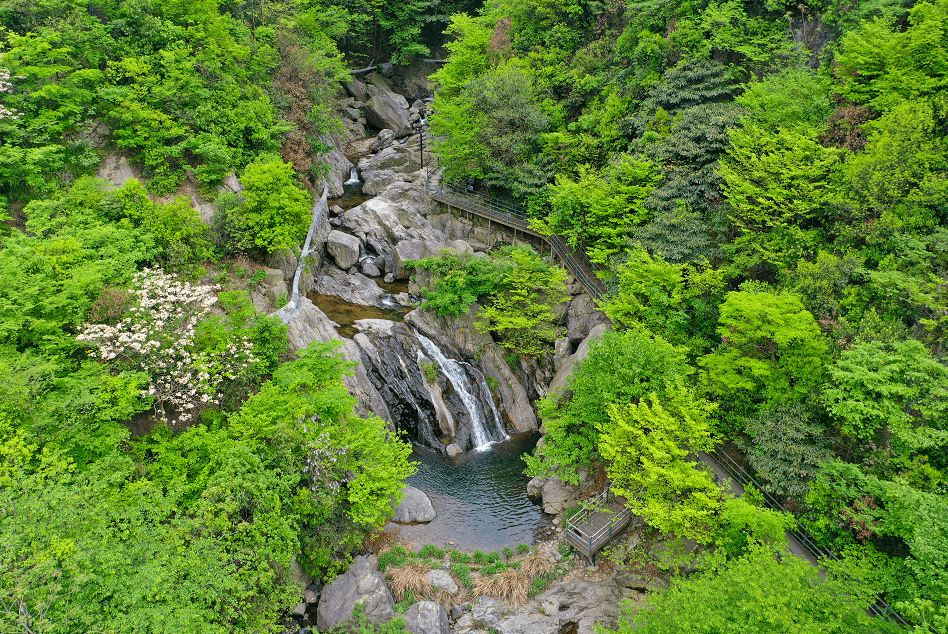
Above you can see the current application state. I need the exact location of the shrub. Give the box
[419,544,445,559]
[472,550,488,564]
[379,546,411,572]
[503,546,514,560]
[451,551,472,564]
[451,563,473,588]
[515,544,531,555]
[420,361,438,384]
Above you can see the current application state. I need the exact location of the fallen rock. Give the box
[567,294,611,345]
[370,128,396,152]
[390,486,436,524]
[404,601,450,634]
[425,569,459,594]
[327,230,362,270]
[364,94,412,137]
[360,258,382,278]
[316,556,395,631]
[343,78,368,102]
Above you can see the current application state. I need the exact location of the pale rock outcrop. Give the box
[403,601,450,634]
[548,323,612,396]
[526,476,580,515]
[327,230,362,270]
[390,486,436,524]
[364,93,412,137]
[316,556,395,631]
[282,298,391,423]
[566,294,611,345]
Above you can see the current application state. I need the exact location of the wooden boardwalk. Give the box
[562,485,633,563]
[426,170,607,301]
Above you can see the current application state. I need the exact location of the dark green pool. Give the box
[389,432,554,552]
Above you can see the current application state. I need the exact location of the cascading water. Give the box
[477,374,509,441]
[344,167,360,185]
[417,334,494,451]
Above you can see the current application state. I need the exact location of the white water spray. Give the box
[417,334,493,451]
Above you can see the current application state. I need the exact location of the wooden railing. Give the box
[425,171,607,300]
[711,447,909,626]
[563,484,632,561]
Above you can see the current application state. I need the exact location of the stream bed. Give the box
[387,433,554,552]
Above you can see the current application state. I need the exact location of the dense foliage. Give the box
[425,0,948,629]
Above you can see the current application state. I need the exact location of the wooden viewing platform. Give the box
[425,170,607,301]
[563,485,633,563]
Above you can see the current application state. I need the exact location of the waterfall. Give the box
[417,334,493,451]
[477,373,510,441]
[344,167,360,185]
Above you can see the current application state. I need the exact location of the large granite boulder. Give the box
[425,569,459,594]
[526,475,580,515]
[403,601,450,634]
[363,93,412,137]
[566,294,611,345]
[316,556,395,631]
[548,323,611,396]
[537,579,635,634]
[390,485,436,524]
[327,230,362,270]
[318,141,355,198]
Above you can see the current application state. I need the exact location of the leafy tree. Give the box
[526,329,690,483]
[431,61,549,189]
[601,389,721,540]
[823,339,948,456]
[700,289,827,413]
[712,496,792,556]
[237,157,312,253]
[407,250,510,316]
[738,402,834,499]
[719,122,840,272]
[735,67,834,134]
[475,246,568,355]
[598,247,724,349]
[603,542,899,634]
[429,13,495,97]
[543,155,659,265]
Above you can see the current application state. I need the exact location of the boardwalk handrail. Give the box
[711,446,909,626]
[425,170,606,300]
[563,484,633,561]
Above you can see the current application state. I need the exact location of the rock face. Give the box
[390,486,436,524]
[424,569,459,594]
[567,294,611,345]
[97,154,138,189]
[403,601,450,634]
[526,475,580,515]
[327,230,362,270]
[280,297,392,424]
[316,556,395,631]
[318,141,355,198]
[548,322,612,396]
[364,93,412,137]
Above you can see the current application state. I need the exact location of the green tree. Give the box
[719,122,840,272]
[598,247,724,349]
[603,542,898,634]
[527,329,690,483]
[406,250,510,317]
[700,289,828,413]
[601,389,721,540]
[476,246,568,354]
[824,339,948,455]
[543,155,659,265]
[237,157,312,253]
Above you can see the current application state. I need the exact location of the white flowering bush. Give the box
[0,65,21,120]
[77,268,260,423]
